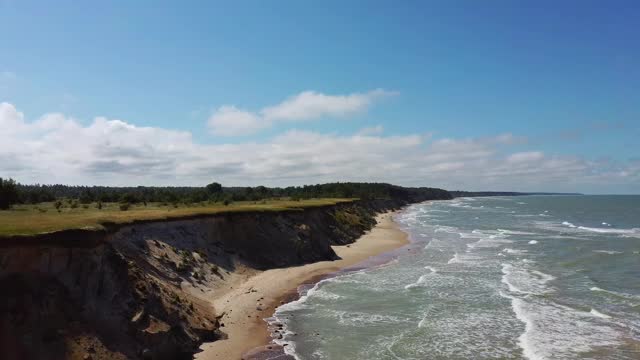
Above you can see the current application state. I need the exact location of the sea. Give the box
[268,195,640,360]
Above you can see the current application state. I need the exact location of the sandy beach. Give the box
[195,211,409,360]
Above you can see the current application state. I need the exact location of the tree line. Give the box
[0,177,452,209]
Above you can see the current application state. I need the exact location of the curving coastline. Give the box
[195,212,410,360]
[0,199,420,360]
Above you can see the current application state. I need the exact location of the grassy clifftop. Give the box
[0,198,353,237]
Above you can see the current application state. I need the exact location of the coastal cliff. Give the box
[0,198,419,360]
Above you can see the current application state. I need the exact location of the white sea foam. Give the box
[270,276,344,359]
[434,225,459,234]
[424,266,438,273]
[558,221,640,237]
[502,248,528,255]
[447,253,460,264]
[501,292,622,360]
[590,308,612,319]
[417,316,428,328]
[501,263,555,295]
[528,240,538,245]
[497,229,538,235]
[333,310,410,326]
[593,250,623,255]
[578,225,640,235]
[466,234,513,250]
[590,286,640,301]
[404,274,430,289]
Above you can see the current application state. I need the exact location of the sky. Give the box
[1,0,639,194]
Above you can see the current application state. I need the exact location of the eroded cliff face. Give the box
[0,200,405,360]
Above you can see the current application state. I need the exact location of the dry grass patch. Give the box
[0,198,354,237]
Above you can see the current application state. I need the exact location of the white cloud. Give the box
[262,89,395,121]
[208,89,396,136]
[207,105,266,136]
[507,151,545,163]
[1,101,638,193]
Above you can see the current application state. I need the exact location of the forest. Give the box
[0,178,452,209]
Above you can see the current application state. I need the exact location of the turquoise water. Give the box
[270,196,640,359]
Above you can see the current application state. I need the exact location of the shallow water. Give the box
[270,195,640,359]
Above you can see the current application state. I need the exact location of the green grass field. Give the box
[0,198,354,237]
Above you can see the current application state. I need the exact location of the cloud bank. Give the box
[1,101,638,192]
[208,89,396,136]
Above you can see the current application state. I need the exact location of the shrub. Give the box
[54,200,63,212]
[119,203,131,211]
[334,210,362,227]
[223,199,231,206]
[96,201,103,210]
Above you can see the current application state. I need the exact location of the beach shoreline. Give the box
[195,210,410,360]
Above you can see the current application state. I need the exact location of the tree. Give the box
[206,182,222,196]
[0,177,19,209]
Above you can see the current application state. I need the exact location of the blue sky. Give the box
[1,0,639,193]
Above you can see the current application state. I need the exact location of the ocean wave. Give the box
[593,250,623,255]
[590,308,612,319]
[590,286,640,301]
[333,310,411,326]
[434,225,459,234]
[497,229,538,235]
[404,273,431,289]
[502,248,528,255]
[466,235,513,250]
[578,225,640,236]
[501,264,555,295]
[501,292,622,360]
[560,221,640,237]
[424,266,438,273]
[528,240,538,245]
